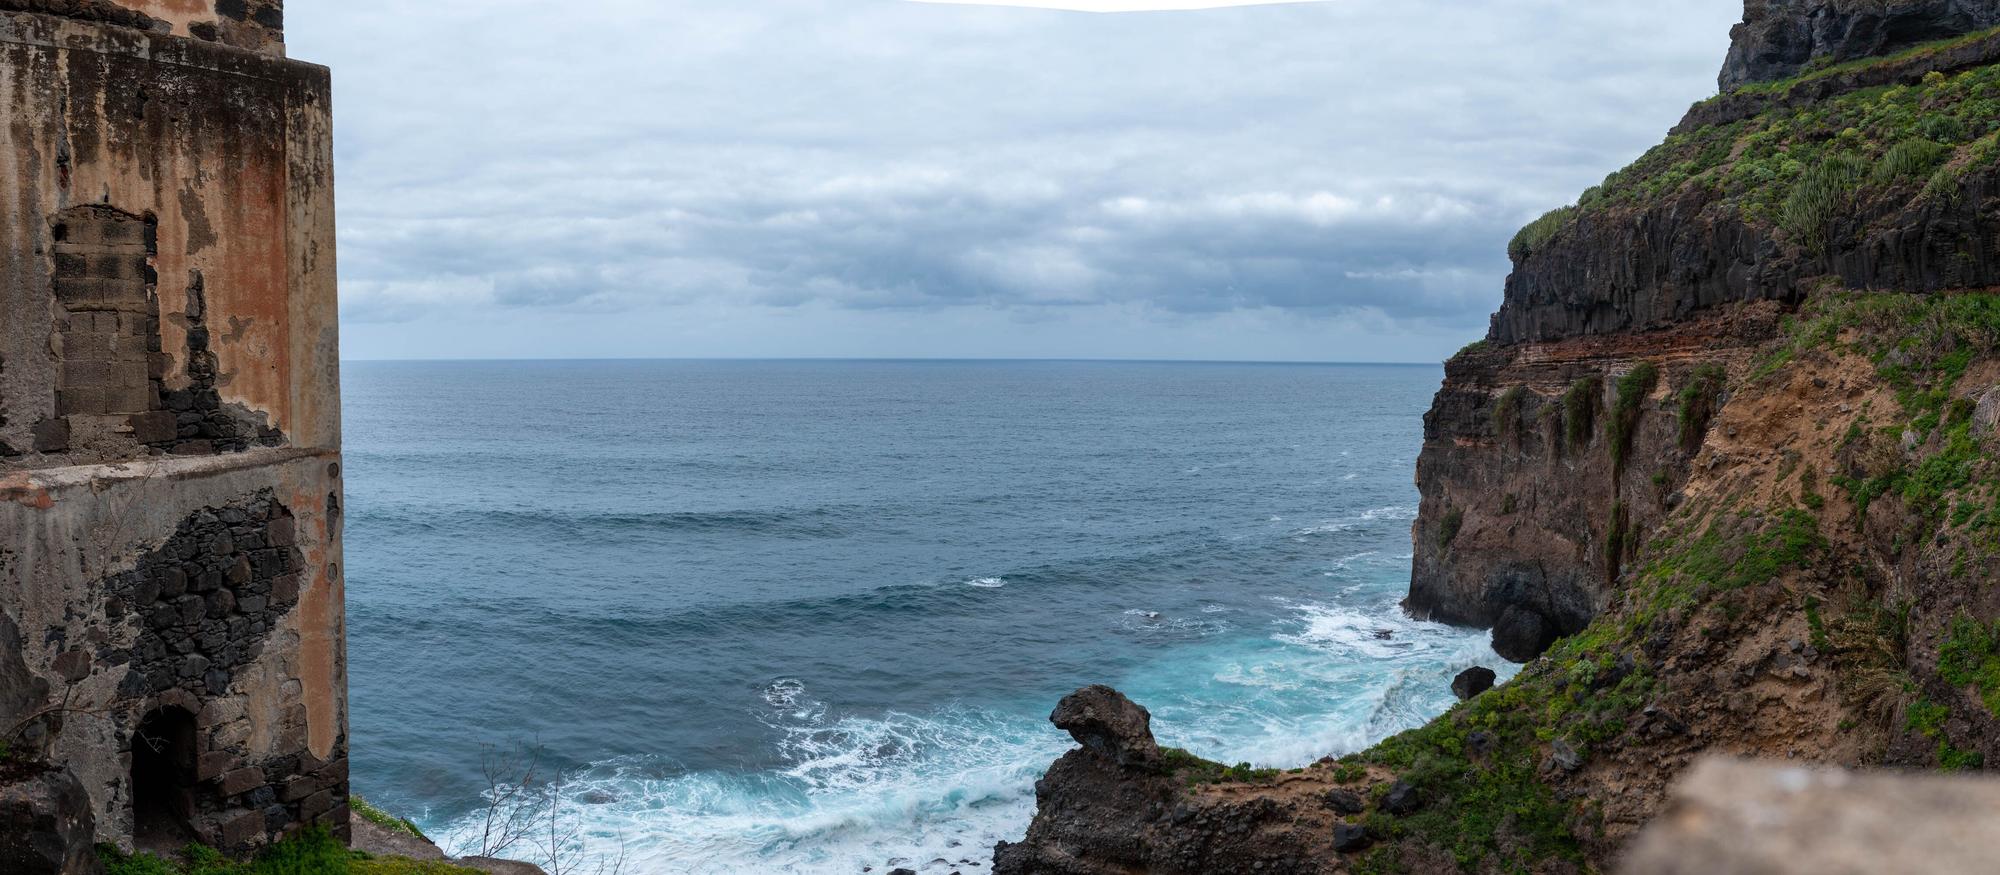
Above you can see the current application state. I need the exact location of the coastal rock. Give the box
[1049,685,1161,770]
[1382,781,1423,815]
[1491,607,1557,664]
[1719,0,2000,91]
[1331,823,1372,854]
[0,764,100,875]
[1321,789,1366,815]
[1451,666,1498,701]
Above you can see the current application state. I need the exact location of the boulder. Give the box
[1049,685,1161,769]
[1452,666,1498,701]
[0,764,101,875]
[1542,739,1583,776]
[1332,822,1373,853]
[1321,789,1366,815]
[1492,607,1556,663]
[1382,781,1422,815]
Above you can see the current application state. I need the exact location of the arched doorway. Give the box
[130,706,198,847]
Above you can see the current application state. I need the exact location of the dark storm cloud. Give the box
[289,0,1741,358]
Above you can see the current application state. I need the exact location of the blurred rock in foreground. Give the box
[1622,757,2000,875]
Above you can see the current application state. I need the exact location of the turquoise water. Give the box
[339,360,1508,873]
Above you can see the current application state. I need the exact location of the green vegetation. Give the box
[1438,508,1464,550]
[1360,671,1588,870]
[1756,291,2000,539]
[1452,339,1491,361]
[1160,747,1281,786]
[1939,613,2000,716]
[1508,206,1576,262]
[1608,362,1659,473]
[1676,363,1728,451]
[1872,137,1953,183]
[1725,29,2000,97]
[1604,501,1631,572]
[99,831,480,875]
[1780,153,1866,253]
[1563,376,1601,454]
[1523,51,2000,256]
[1492,386,1527,442]
[1907,697,1987,771]
[352,796,426,842]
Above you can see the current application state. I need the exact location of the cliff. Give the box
[994,1,2000,872]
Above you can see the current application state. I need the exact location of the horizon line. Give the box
[340,355,1446,367]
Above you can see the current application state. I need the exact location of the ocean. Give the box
[339,360,1510,874]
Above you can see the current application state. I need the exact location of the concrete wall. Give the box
[0,0,342,856]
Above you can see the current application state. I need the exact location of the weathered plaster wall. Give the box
[0,0,341,856]
[0,0,284,56]
[0,7,336,465]
[0,451,347,851]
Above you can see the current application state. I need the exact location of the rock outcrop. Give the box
[997,2,2000,873]
[0,764,100,875]
[1720,0,2000,91]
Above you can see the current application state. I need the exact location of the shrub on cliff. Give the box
[1676,364,1728,452]
[1508,206,1576,262]
[1608,362,1659,474]
[1872,138,1953,184]
[1779,154,1866,253]
[1491,386,1527,443]
[1563,376,1601,454]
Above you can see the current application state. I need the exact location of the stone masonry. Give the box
[0,0,346,860]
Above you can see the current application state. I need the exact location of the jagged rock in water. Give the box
[1451,666,1498,701]
[1720,0,2000,91]
[0,764,100,875]
[1049,685,1161,770]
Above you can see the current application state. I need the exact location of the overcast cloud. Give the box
[288,0,1740,362]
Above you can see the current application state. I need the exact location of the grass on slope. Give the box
[100,830,479,875]
[1508,50,2000,259]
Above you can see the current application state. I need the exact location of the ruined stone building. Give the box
[0,0,347,860]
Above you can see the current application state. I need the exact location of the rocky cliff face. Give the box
[1426,3,2000,662]
[1721,0,2000,90]
[995,3,2000,873]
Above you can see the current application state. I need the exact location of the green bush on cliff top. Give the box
[1563,50,2000,243]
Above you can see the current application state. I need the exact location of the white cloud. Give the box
[287,0,1743,361]
[907,0,1333,10]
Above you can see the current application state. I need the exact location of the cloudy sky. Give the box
[289,0,1741,362]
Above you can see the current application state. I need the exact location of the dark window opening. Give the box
[130,706,198,849]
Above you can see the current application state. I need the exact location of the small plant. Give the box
[1676,364,1728,451]
[1492,386,1527,443]
[1438,508,1465,550]
[1608,362,1659,474]
[1603,502,1631,578]
[1780,153,1865,253]
[1872,138,1952,184]
[1564,376,1602,454]
[354,796,428,841]
[1509,206,1577,262]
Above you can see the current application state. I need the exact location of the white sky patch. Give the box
[908,0,1332,10]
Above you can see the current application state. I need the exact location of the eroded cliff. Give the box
[995,1,2000,872]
